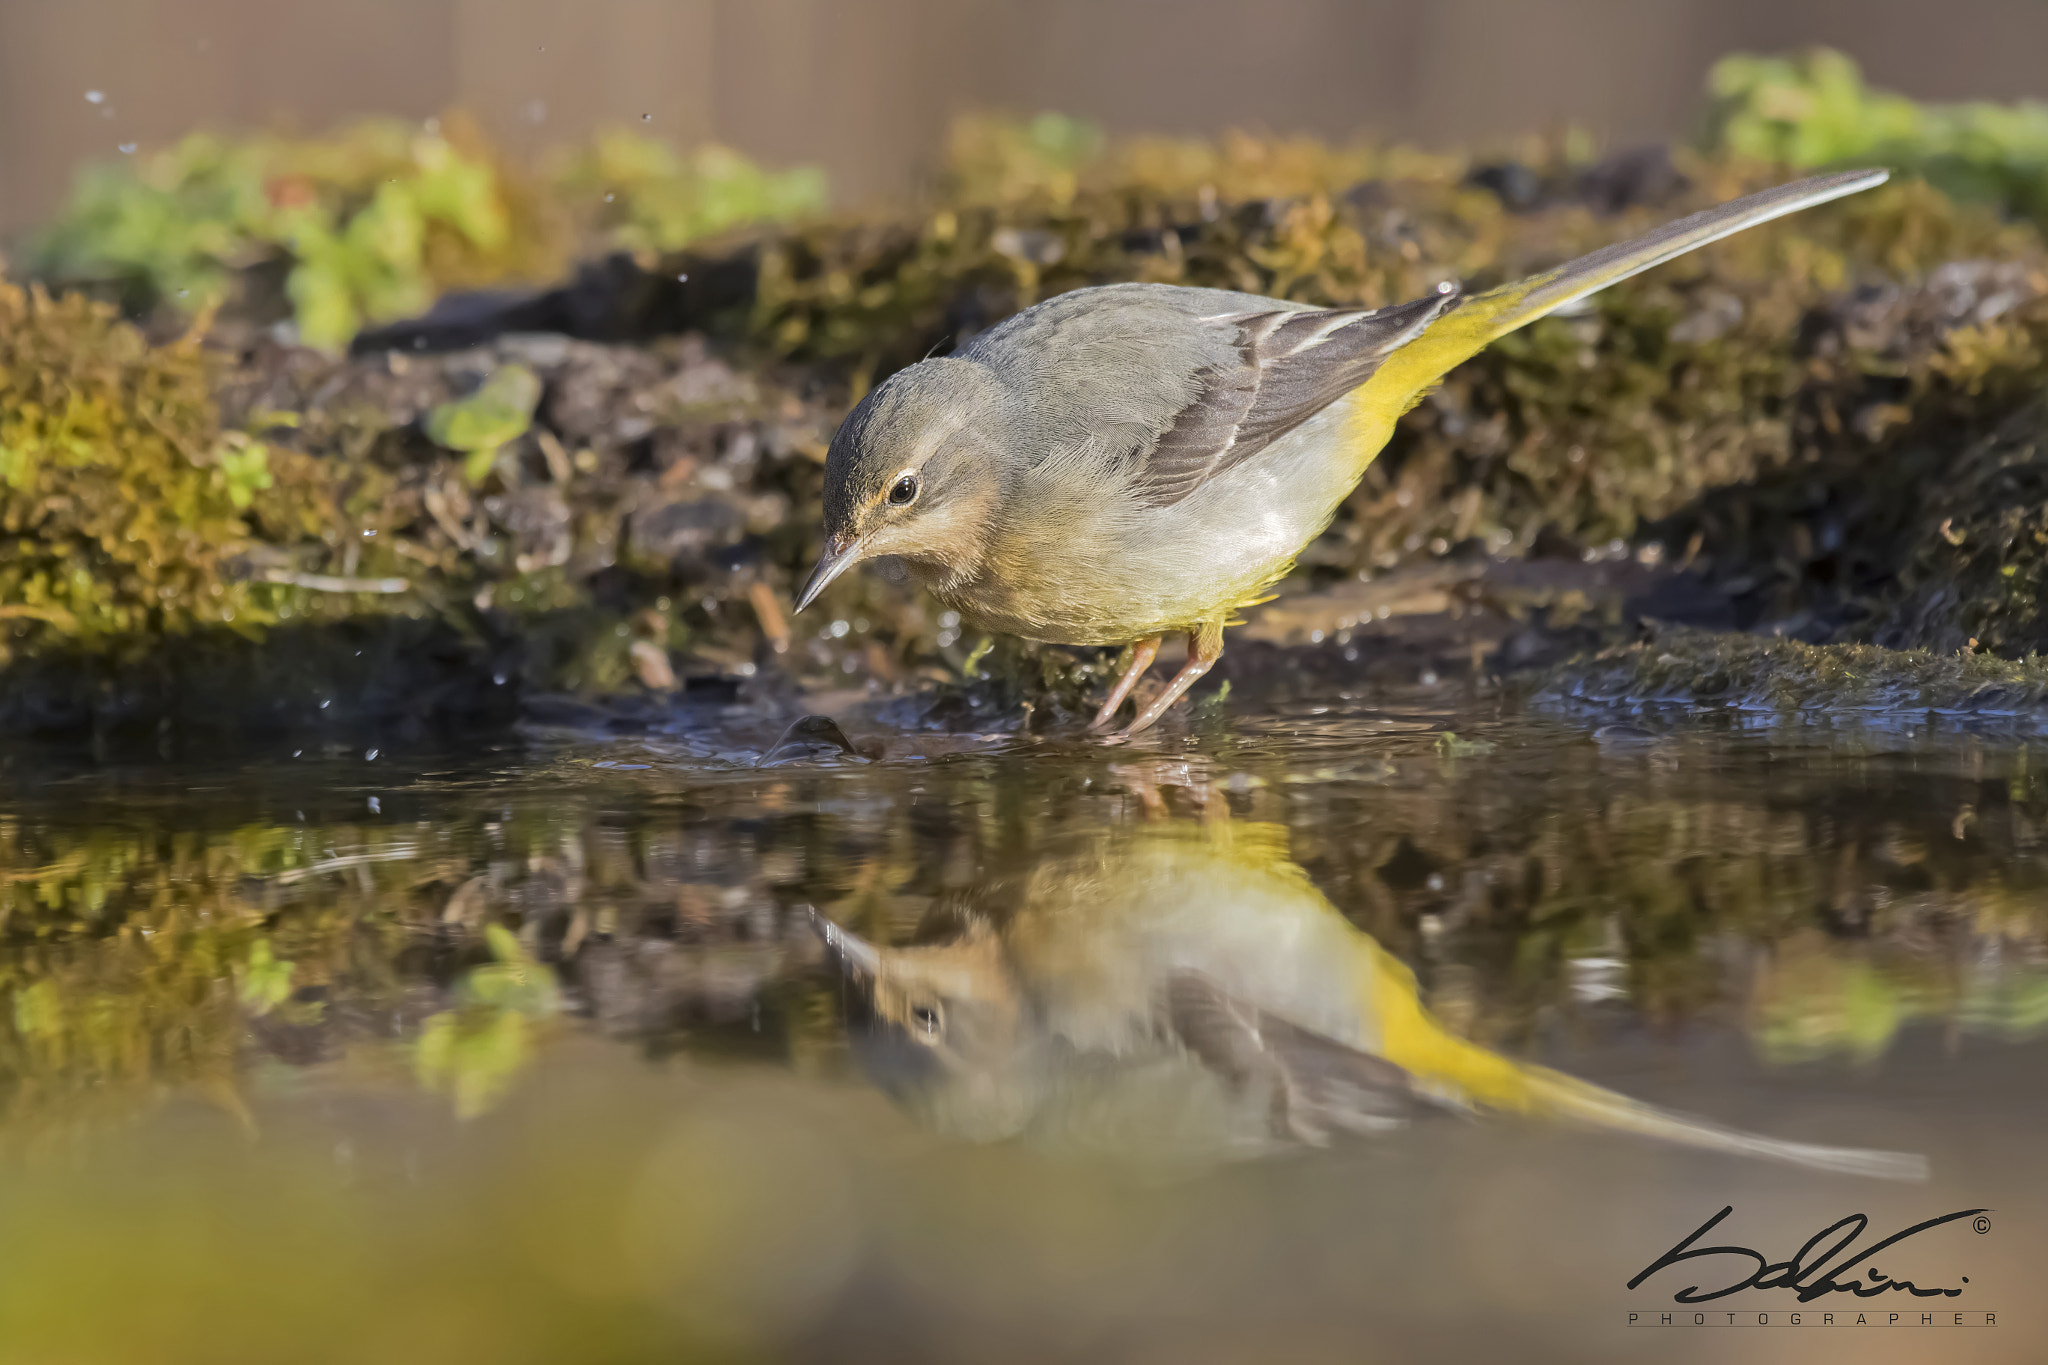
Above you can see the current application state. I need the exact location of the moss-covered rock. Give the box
[1543,625,2048,715]
[0,283,289,659]
[18,80,2048,738]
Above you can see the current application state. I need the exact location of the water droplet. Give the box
[641,112,652,122]
[84,89,105,104]
[367,796,382,814]
[365,748,379,761]
[676,273,689,283]
[118,142,136,155]
[604,192,614,203]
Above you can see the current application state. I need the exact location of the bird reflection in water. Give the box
[814,808,1926,1180]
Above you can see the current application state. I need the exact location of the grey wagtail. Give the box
[796,169,1889,734]
[813,818,1925,1177]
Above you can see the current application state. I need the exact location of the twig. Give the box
[423,482,478,551]
[0,603,77,626]
[261,570,410,594]
[269,846,420,886]
[748,580,791,653]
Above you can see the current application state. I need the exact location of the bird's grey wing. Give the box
[1164,971,1465,1145]
[1131,289,1460,508]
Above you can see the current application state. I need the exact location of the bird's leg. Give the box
[1118,623,1224,737]
[1087,635,1162,732]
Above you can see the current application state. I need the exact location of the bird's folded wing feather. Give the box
[1130,291,1460,507]
[1165,970,1464,1144]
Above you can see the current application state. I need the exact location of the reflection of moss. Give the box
[4,727,2048,1143]
[415,924,561,1119]
[1752,930,2048,1065]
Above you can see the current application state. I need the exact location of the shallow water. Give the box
[0,693,2042,1363]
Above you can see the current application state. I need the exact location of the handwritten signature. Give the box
[1629,1206,1985,1304]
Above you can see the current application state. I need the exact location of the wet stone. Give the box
[758,714,871,765]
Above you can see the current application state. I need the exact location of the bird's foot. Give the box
[1085,635,1162,733]
[1116,629,1222,737]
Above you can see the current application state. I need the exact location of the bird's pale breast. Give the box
[921,390,1380,645]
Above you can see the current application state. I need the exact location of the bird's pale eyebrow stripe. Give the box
[1285,310,1370,354]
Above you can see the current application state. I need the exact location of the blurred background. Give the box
[6,0,2048,237]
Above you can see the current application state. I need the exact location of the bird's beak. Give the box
[795,533,863,613]
[807,905,882,978]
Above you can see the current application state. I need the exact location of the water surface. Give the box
[0,693,2041,1363]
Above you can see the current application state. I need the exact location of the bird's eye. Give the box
[888,474,919,506]
[910,1001,942,1036]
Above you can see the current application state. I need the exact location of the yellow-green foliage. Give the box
[271,120,538,350]
[35,120,825,350]
[553,131,827,257]
[36,118,563,350]
[1705,49,2048,220]
[0,283,271,657]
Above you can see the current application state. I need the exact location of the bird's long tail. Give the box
[1360,939,1929,1181]
[1353,167,1891,429]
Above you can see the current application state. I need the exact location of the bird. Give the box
[810,815,1927,1177]
[795,168,1890,735]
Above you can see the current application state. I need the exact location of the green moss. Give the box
[0,283,271,660]
[1876,402,2048,655]
[1544,625,2048,714]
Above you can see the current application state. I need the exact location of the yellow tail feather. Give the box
[1358,939,1926,1180]
[1346,167,1890,471]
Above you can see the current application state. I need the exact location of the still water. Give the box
[0,693,2042,1363]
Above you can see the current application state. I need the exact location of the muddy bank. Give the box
[1541,624,2048,720]
[10,128,2048,741]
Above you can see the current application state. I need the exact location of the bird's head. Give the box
[810,908,1046,1141]
[797,358,1013,611]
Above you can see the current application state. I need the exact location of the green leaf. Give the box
[216,437,272,509]
[426,364,543,456]
[235,939,295,1015]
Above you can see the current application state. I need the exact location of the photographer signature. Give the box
[1629,1205,1986,1304]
